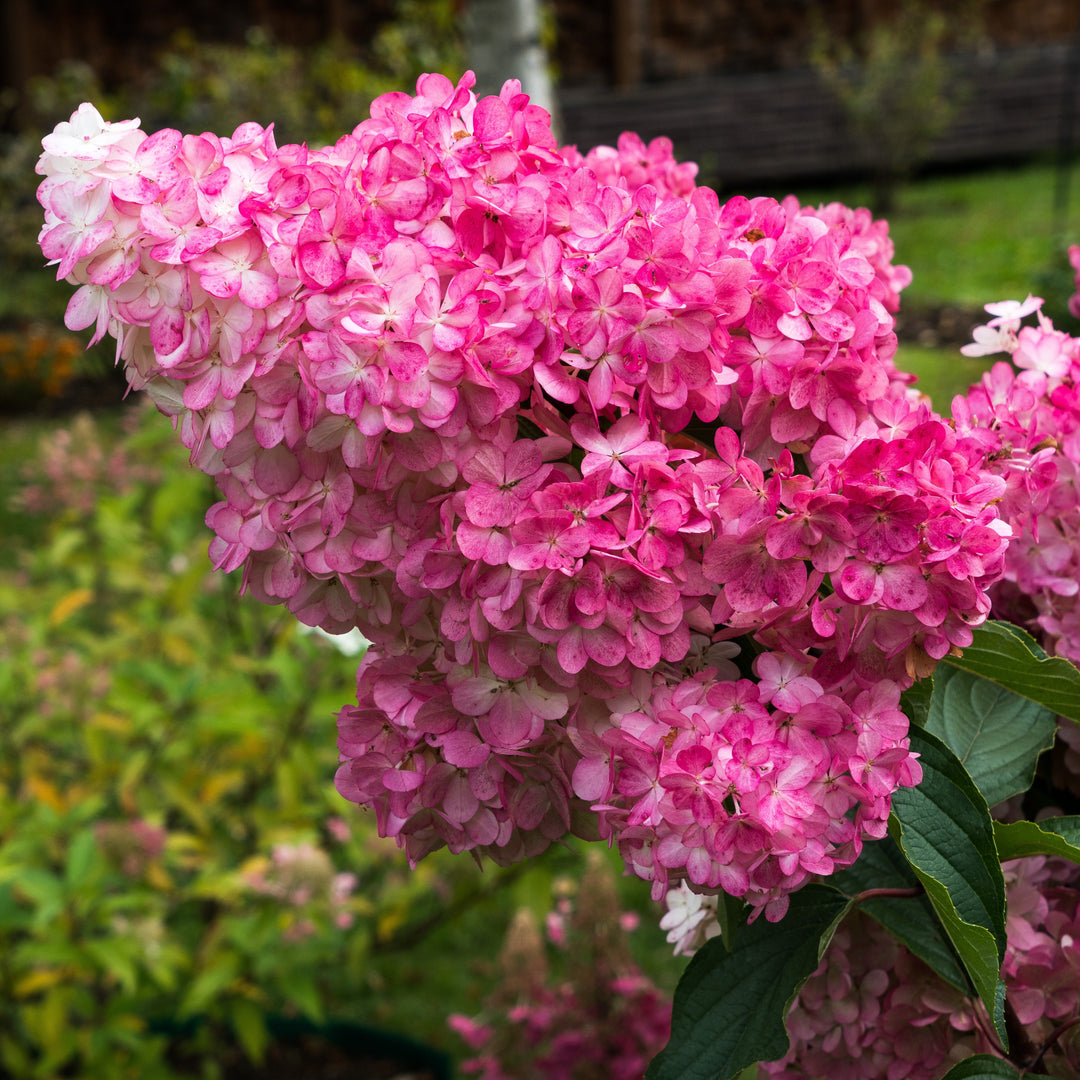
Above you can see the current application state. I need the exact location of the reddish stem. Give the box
[850,886,923,904]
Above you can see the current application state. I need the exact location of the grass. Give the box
[783,158,1080,315]
[896,343,996,411]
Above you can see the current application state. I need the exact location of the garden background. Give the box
[5,1,1080,1076]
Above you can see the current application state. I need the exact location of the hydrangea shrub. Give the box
[36,72,1080,1078]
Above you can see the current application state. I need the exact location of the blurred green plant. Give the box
[0,402,518,1077]
[810,0,985,213]
[0,324,105,413]
[449,851,672,1079]
[137,2,462,147]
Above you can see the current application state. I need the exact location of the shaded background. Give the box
[3,0,1080,188]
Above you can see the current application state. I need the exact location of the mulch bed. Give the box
[161,1018,453,1080]
[211,1033,444,1080]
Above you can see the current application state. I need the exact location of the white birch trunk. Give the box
[463,0,559,137]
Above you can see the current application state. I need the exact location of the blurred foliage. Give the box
[449,852,672,1079]
[0,401,532,1077]
[810,0,986,213]
[134,2,462,146]
[0,324,106,414]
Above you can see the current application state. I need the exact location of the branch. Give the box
[1026,1014,1080,1074]
[1003,996,1039,1069]
[850,885,923,904]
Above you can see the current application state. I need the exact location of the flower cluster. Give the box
[1069,244,1080,319]
[660,880,723,955]
[243,840,357,940]
[38,77,1012,919]
[12,407,161,518]
[757,856,1080,1080]
[94,818,167,878]
[449,854,672,1080]
[955,296,1080,662]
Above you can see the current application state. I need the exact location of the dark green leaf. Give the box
[900,675,934,728]
[716,892,748,951]
[64,829,99,892]
[178,953,240,1018]
[941,620,1080,724]
[646,885,850,1080]
[994,818,1080,865]
[925,665,1056,807]
[831,836,969,991]
[937,1055,1020,1079]
[890,727,1008,1044]
[230,999,270,1063]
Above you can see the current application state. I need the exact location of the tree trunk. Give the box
[463,0,559,137]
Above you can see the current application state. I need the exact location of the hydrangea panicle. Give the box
[37,74,1012,922]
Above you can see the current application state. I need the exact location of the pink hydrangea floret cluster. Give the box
[758,855,1080,1080]
[38,75,1013,920]
[955,296,1080,663]
[451,971,671,1080]
[243,840,357,940]
[450,870,672,1080]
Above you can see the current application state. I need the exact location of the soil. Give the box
[214,1033,443,1080]
[161,1019,453,1080]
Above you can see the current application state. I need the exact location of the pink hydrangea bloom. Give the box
[38,73,1015,920]
[955,301,1080,664]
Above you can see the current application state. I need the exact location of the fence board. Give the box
[558,45,1079,186]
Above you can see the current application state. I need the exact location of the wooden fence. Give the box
[557,44,1080,188]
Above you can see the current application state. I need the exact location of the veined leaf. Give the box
[994,817,1080,865]
[890,728,1008,1045]
[941,620,1080,724]
[900,675,934,728]
[937,1055,1023,1079]
[646,885,851,1080]
[831,835,969,992]
[925,665,1056,808]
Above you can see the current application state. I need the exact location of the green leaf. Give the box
[64,829,99,892]
[831,836,969,991]
[178,952,240,1018]
[12,869,65,927]
[925,665,1057,807]
[84,939,139,995]
[716,892,748,951]
[890,727,1008,1045]
[937,1055,1020,1079]
[645,885,851,1080]
[230,999,270,1064]
[900,675,934,728]
[0,883,30,931]
[283,974,324,1025]
[994,817,1080,865]
[941,620,1080,724]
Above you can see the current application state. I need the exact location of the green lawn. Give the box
[895,343,996,412]
[785,159,1080,316]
